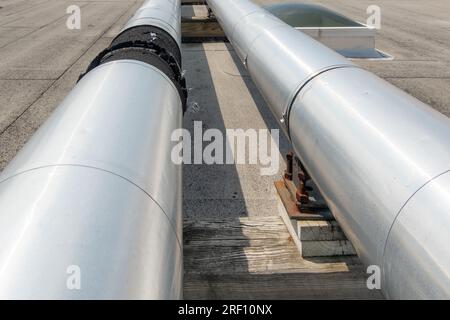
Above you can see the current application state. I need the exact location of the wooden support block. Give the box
[181,0,206,5]
[297,220,347,241]
[181,16,227,43]
[301,240,357,258]
[295,220,357,257]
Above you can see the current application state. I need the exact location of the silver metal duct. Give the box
[207,0,450,299]
[123,0,182,47]
[0,0,184,299]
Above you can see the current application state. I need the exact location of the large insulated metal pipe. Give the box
[0,0,185,299]
[207,0,450,299]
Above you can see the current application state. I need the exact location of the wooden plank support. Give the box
[184,216,382,299]
[298,220,348,241]
[302,240,356,258]
[181,0,206,5]
[181,16,227,43]
[298,219,357,257]
[181,2,227,43]
[279,202,358,258]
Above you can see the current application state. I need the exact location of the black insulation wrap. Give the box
[111,25,182,67]
[80,26,187,113]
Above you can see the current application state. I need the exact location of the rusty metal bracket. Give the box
[275,152,330,220]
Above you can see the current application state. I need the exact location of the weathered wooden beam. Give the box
[302,240,357,258]
[297,220,347,241]
[181,16,227,43]
[181,0,206,5]
[183,216,382,299]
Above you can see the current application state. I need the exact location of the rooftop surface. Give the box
[1,0,449,216]
[258,0,450,117]
[0,0,446,300]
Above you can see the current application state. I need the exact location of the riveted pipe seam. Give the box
[211,0,357,131]
[283,64,359,135]
[0,163,183,249]
[380,168,450,298]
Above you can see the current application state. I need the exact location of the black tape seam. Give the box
[79,40,186,113]
[111,25,181,67]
